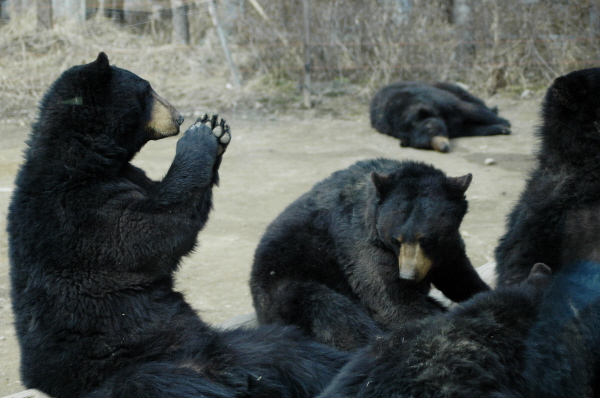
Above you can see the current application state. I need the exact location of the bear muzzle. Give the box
[431,136,450,153]
[146,89,184,139]
[398,242,432,282]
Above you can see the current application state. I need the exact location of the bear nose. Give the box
[176,114,184,126]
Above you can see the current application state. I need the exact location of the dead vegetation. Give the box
[0,8,238,121]
[235,0,600,93]
[0,0,598,120]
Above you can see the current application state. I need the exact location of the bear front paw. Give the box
[499,117,511,128]
[194,113,231,156]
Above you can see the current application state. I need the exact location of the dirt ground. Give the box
[0,94,540,396]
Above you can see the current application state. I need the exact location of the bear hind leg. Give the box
[86,362,241,398]
[263,280,384,351]
[459,123,511,137]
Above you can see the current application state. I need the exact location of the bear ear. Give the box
[371,171,392,197]
[446,173,472,194]
[93,52,110,71]
[525,262,552,290]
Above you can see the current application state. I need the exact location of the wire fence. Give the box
[1,0,600,118]
[230,0,600,94]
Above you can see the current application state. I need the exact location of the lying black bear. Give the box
[318,263,552,398]
[250,158,489,351]
[8,53,348,398]
[495,67,600,286]
[370,81,511,152]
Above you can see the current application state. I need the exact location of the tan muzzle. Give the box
[398,242,432,282]
[431,136,450,153]
[146,89,183,139]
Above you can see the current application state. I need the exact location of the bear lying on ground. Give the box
[495,67,600,286]
[317,263,552,398]
[8,53,348,398]
[370,81,511,152]
[250,158,489,351]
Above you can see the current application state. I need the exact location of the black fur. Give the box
[516,260,600,398]
[370,81,510,152]
[8,53,347,398]
[250,158,489,351]
[318,263,552,398]
[495,67,600,286]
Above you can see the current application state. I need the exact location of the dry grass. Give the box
[233,0,600,96]
[0,9,240,120]
[2,0,597,121]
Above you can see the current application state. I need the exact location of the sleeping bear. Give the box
[370,81,511,152]
[7,53,348,398]
[250,158,489,351]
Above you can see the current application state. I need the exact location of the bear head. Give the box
[370,163,471,282]
[546,68,600,119]
[402,104,450,153]
[535,67,600,162]
[36,52,183,159]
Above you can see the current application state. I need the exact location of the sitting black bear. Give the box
[370,81,511,152]
[7,53,348,398]
[318,263,552,398]
[495,67,600,286]
[250,158,489,351]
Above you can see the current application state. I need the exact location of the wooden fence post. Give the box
[36,0,52,28]
[171,0,190,44]
[208,0,242,89]
[302,0,311,108]
[453,0,475,65]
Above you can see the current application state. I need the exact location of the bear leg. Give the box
[260,280,384,351]
[455,101,511,127]
[429,255,491,303]
[462,123,511,137]
[86,362,240,398]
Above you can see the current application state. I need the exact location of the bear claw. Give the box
[195,113,231,155]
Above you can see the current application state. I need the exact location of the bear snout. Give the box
[146,89,183,139]
[431,136,450,153]
[398,242,432,282]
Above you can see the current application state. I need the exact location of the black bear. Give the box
[317,263,553,398]
[8,53,348,398]
[370,81,511,152]
[250,158,490,351]
[495,67,600,286]
[517,260,600,398]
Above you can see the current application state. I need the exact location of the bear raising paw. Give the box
[193,113,231,156]
[8,52,347,398]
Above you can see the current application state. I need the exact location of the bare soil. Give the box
[0,94,541,396]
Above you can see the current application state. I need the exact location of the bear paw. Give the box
[194,113,231,156]
[499,125,511,135]
[499,117,511,128]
